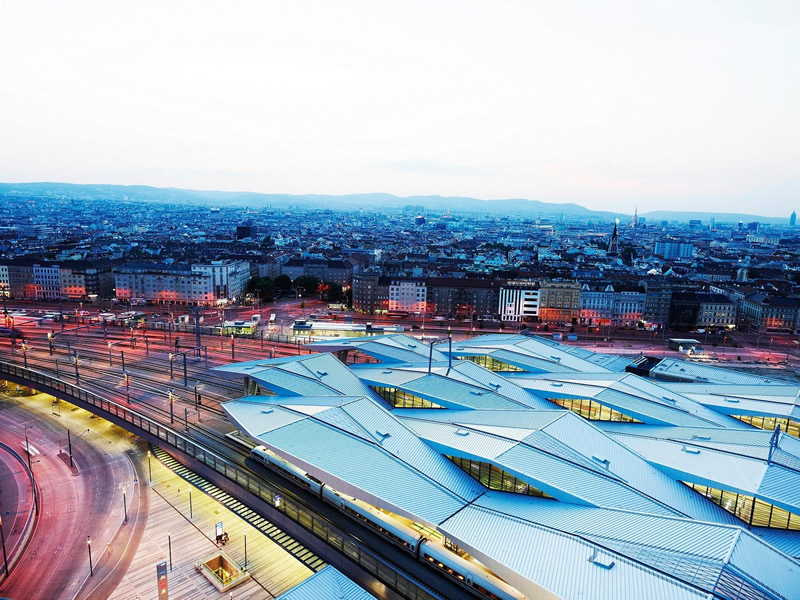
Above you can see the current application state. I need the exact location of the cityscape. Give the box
[2,2,800,600]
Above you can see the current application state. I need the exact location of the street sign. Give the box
[156,560,168,600]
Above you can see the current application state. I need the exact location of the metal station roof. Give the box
[209,333,800,599]
[351,360,555,410]
[396,409,737,524]
[437,333,633,374]
[649,357,794,385]
[276,565,376,600]
[602,424,800,516]
[306,333,449,364]
[223,394,484,526]
[212,353,380,399]
[441,492,799,600]
[507,371,747,428]
[660,382,800,421]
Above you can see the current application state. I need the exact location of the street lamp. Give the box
[48,331,54,355]
[243,527,247,570]
[167,531,172,571]
[123,372,130,403]
[169,353,175,379]
[72,354,81,386]
[122,484,128,523]
[147,450,152,483]
[168,390,175,424]
[21,343,28,368]
[88,536,93,576]
[0,515,8,577]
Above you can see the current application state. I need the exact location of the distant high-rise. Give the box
[631,207,639,228]
[791,211,797,227]
[608,220,619,256]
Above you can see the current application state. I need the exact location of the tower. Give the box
[791,211,796,227]
[608,219,619,256]
[631,207,638,228]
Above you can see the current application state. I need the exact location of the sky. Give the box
[1,1,798,216]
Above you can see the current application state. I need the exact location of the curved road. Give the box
[0,392,145,600]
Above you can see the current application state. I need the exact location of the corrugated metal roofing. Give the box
[276,565,376,600]
[438,500,714,600]
[650,358,794,385]
[307,333,449,364]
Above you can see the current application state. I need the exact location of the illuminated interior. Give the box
[459,355,524,372]
[733,414,800,438]
[548,397,642,423]
[684,482,800,530]
[371,386,445,408]
[448,456,553,498]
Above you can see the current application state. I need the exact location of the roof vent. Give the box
[551,382,563,387]
[722,397,740,403]
[691,435,712,441]
[407,344,417,349]
[316,371,328,378]
[591,456,611,469]
[588,549,615,570]
[550,356,562,361]
[470,390,484,396]
[375,431,391,442]
[382,370,393,374]
[489,382,501,390]
[261,409,274,414]
[681,445,701,454]
[455,428,470,436]
[662,396,677,404]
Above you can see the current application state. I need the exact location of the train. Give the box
[250,445,527,600]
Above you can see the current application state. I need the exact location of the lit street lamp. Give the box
[87,536,93,576]
[123,484,128,523]
[243,527,248,570]
[168,390,175,424]
[167,531,172,571]
[21,343,28,368]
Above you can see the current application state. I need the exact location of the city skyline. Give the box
[2,1,799,216]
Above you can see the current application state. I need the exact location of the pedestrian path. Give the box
[108,447,315,600]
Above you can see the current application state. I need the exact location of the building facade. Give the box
[654,241,694,260]
[499,281,539,322]
[538,280,581,326]
[388,279,427,313]
[115,260,249,305]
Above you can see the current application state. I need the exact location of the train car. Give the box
[322,486,423,553]
[420,539,528,600]
[249,446,527,600]
[250,445,324,495]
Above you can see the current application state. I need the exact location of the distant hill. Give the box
[0,181,787,223]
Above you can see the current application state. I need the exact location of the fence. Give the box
[0,360,442,600]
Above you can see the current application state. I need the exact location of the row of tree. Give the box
[246,274,345,303]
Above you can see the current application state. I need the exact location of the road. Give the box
[0,391,142,600]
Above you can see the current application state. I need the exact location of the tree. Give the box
[293,275,321,296]
[260,236,273,249]
[246,277,276,301]
[274,274,292,292]
[326,282,345,303]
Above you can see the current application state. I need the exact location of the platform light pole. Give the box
[87,536,93,576]
[21,343,28,368]
[169,353,174,379]
[168,390,175,424]
[168,531,172,571]
[123,484,128,523]
[243,527,247,570]
[0,516,8,577]
[48,331,54,355]
[147,450,152,483]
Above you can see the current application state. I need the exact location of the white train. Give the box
[250,445,527,600]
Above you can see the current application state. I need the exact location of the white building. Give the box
[388,279,427,313]
[499,282,539,322]
[654,241,694,260]
[115,260,250,305]
[33,264,62,299]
